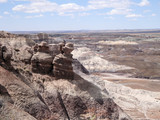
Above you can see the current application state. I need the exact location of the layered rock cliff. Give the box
[0,32,131,120]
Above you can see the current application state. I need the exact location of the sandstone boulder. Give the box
[18,45,33,64]
[31,42,53,74]
[49,44,60,57]
[1,45,12,64]
[53,42,74,79]
[33,43,38,53]
[38,41,50,53]
[31,52,53,74]
[59,41,65,54]
[53,54,74,79]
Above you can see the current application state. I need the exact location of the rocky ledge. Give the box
[0,32,131,120]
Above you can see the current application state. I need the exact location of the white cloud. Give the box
[3,11,10,15]
[87,0,144,18]
[138,0,150,6]
[107,8,132,15]
[143,9,151,13]
[79,12,90,16]
[25,14,43,18]
[126,14,143,18]
[58,12,74,18]
[50,13,54,16]
[151,13,156,16]
[0,15,2,18]
[59,3,85,13]
[12,0,149,18]
[13,1,58,13]
[0,0,7,3]
[13,0,85,14]
[105,16,115,20]
[88,0,132,10]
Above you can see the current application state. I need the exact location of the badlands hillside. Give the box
[0,31,160,120]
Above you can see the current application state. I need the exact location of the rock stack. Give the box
[53,42,74,80]
[0,44,12,64]
[18,46,33,64]
[31,41,75,79]
[48,44,60,58]
[31,42,53,74]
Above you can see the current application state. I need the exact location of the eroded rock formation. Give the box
[0,66,51,120]
[0,44,12,65]
[31,41,75,79]
[0,31,16,38]
[0,32,132,120]
[18,45,33,64]
[31,42,53,74]
[53,42,74,80]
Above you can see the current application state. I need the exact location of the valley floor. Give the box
[96,72,160,92]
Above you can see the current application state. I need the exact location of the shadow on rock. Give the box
[72,73,104,105]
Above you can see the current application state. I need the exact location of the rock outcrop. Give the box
[53,42,74,79]
[0,66,51,120]
[18,45,33,64]
[0,64,131,120]
[0,31,132,119]
[31,42,53,74]
[0,31,35,65]
[48,44,60,57]
[0,44,12,65]
[43,75,130,120]
[0,31,16,38]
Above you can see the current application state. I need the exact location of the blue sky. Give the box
[0,0,159,31]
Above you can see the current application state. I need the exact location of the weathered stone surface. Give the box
[31,42,53,74]
[1,45,12,64]
[49,44,60,57]
[0,66,51,120]
[33,43,38,53]
[0,84,14,105]
[59,42,65,54]
[0,102,37,120]
[0,32,133,119]
[31,52,53,74]
[0,32,35,65]
[0,31,16,38]
[53,42,74,79]
[44,78,131,120]
[38,41,50,53]
[19,45,33,64]
[53,54,74,79]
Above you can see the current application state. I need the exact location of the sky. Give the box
[0,0,160,31]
